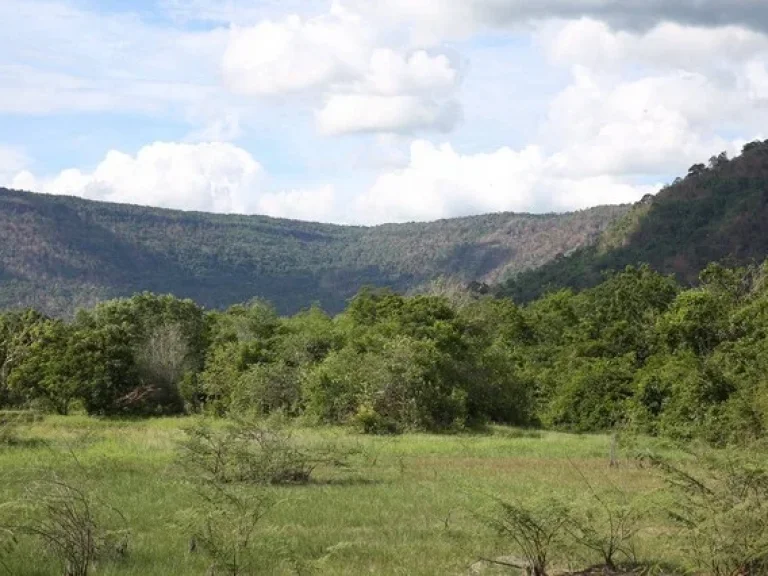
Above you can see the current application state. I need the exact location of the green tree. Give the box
[6,319,75,414]
[546,356,635,432]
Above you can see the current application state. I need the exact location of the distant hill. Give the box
[0,188,628,316]
[498,141,768,302]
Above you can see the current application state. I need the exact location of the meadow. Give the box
[0,416,688,576]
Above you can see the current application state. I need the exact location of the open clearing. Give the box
[0,417,681,575]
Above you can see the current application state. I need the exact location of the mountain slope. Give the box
[0,188,628,315]
[498,141,768,302]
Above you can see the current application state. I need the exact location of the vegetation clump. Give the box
[648,446,768,576]
[178,418,354,486]
[13,468,129,576]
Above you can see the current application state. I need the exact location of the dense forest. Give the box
[2,259,767,445]
[500,140,768,302]
[0,188,626,316]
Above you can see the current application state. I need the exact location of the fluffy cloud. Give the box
[543,69,741,178]
[11,142,273,215]
[222,6,370,95]
[354,140,658,224]
[313,49,462,135]
[363,49,459,96]
[541,19,768,72]
[5,137,657,226]
[534,20,768,178]
[220,4,463,134]
[8,141,343,222]
[348,15,765,224]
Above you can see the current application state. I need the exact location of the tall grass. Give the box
[0,417,686,575]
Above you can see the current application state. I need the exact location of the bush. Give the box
[18,471,129,576]
[304,336,470,432]
[546,357,635,432]
[484,497,570,576]
[648,445,768,576]
[352,404,399,435]
[230,362,301,417]
[178,418,354,485]
[565,487,643,569]
[182,484,272,576]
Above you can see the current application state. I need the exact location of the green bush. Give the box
[546,356,635,432]
[648,445,768,576]
[230,362,301,417]
[178,418,353,485]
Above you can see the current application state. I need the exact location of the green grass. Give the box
[0,417,685,575]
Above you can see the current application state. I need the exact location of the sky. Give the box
[1,0,767,224]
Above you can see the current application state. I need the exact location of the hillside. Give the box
[0,188,628,316]
[498,141,768,302]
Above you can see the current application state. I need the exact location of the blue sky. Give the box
[1,0,767,223]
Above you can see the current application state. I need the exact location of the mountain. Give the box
[498,140,768,302]
[0,187,628,316]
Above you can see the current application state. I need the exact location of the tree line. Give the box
[2,261,768,443]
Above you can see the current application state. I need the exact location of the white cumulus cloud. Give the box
[222,5,370,95]
[354,140,659,224]
[8,142,337,218]
[220,3,464,135]
[363,49,460,96]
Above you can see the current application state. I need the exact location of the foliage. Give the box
[177,418,353,485]
[648,446,768,576]
[545,356,635,432]
[5,255,768,442]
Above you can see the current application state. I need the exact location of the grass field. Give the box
[0,417,685,575]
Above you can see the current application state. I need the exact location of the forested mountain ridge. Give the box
[498,140,768,302]
[0,187,628,316]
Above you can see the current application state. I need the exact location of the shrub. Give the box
[648,445,768,576]
[352,404,399,435]
[183,484,272,576]
[230,362,301,417]
[565,487,643,569]
[546,356,635,432]
[178,418,353,485]
[304,336,470,432]
[19,471,129,576]
[485,497,570,576]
